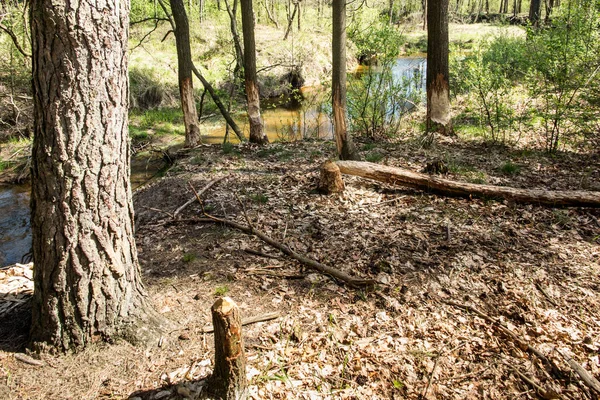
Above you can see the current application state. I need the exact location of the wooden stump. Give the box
[318,160,345,194]
[211,297,247,400]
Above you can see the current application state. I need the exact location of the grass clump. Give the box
[214,285,229,296]
[500,160,520,175]
[182,253,197,263]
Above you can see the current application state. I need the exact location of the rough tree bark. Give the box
[210,297,248,400]
[426,0,452,140]
[170,0,202,147]
[241,0,268,144]
[332,0,359,160]
[335,161,600,207]
[29,0,161,351]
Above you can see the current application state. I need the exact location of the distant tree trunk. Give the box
[544,0,554,23]
[503,0,509,13]
[29,0,158,351]
[241,0,268,144]
[264,0,280,28]
[422,0,427,29]
[171,0,201,147]
[224,0,244,78]
[199,0,205,22]
[389,0,395,24]
[332,0,358,160]
[297,0,301,31]
[529,0,541,25]
[283,2,298,40]
[426,0,452,140]
[517,0,522,13]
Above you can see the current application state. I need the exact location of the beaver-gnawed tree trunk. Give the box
[170,0,201,147]
[29,0,161,352]
[332,0,358,160]
[241,0,268,144]
[426,0,452,139]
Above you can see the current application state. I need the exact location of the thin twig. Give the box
[173,176,226,218]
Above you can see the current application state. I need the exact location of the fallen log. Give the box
[335,161,600,208]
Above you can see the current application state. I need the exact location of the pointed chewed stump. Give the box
[318,160,345,194]
[210,297,247,400]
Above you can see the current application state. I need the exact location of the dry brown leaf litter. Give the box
[1,139,599,399]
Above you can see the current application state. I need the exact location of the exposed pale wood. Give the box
[318,160,345,194]
[210,297,247,399]
[336,161,600,207]
[14,353,45,367]
[202,311,280,333]
[558,350,600,394]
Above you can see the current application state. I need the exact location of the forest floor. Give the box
[1,129,599,399]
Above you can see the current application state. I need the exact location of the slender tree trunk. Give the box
[283,2,298,40]
[264,0,280,28]
[389,0,395,24]
[29,0,158,351]
[224,0,244,78]
[332,0,358,160]
[199,0,205,22]
[426,0,452,139]
[171,0,201,147]
[241,0,268,144]
[297,0,301,31]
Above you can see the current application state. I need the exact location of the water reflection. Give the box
[0,186,31,266]
[201,56,427,143]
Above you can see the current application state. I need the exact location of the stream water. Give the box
[0,56,427,266]
[0,186,31,266]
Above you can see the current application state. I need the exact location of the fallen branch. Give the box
[444,300,564,379]
[173,176,227,218]
[243,248,283,260]
[195,215,375,288]
[15,353,45,367]
[558,350,600,395]
[202,311,280,333]
[336,161,600,208]
[506,363,562,400]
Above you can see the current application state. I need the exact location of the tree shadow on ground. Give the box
[0,300,31,352]
[128,377,211,400]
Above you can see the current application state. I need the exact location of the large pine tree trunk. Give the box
[29,0,158,351]
[170,0,201,148]
[241,0,268,144]
[332,0,358,160]
[426,0,452,138]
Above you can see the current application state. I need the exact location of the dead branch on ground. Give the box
[336,161,600,207]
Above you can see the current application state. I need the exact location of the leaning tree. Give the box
[29,0,161,351]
